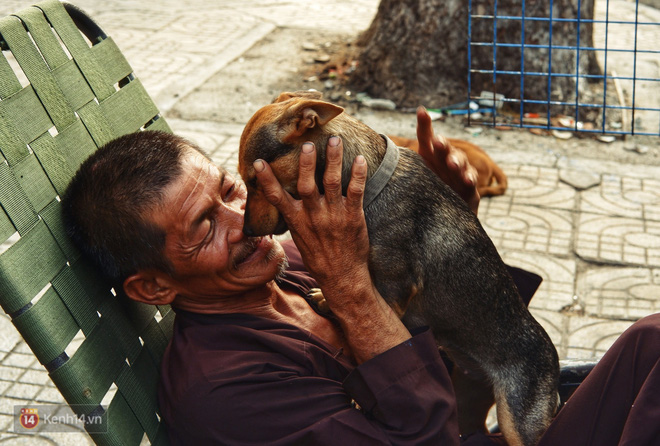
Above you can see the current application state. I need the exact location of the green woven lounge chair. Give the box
[0,1,172,444]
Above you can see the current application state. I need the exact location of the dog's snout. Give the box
[242,224,256,237]
[242,205,255,236]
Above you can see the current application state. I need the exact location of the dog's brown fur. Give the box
[386,135,508,197]
[238,91,558,446]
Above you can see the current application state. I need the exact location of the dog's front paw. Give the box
[308,288,330,314]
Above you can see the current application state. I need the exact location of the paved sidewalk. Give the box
[0,0,658,444]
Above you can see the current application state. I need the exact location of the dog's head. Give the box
[238,91,344,236]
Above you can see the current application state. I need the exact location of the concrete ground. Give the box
[0,0,658,444]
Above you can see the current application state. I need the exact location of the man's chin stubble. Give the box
[271,251,289,281]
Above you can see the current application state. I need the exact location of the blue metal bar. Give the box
[501,125,658,136]
[520,0,526,124]
[467,0,474,127]
[469,42,660,56]
[469,69,660,84]
[518,99,656,111]
[547,0,554,126]
[492,0,499,127]
[631,0,640,134]
[481,95,646,108]
[601,0,611,133]
[472,14,659,27]
[574,0,582,132]
[471,121,659,136]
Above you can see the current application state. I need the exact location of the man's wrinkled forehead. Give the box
[178,144,232,181]
[182,138,212,158]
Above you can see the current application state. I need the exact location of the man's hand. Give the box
[252,137,370,292]
[416,106,481,215]
[253,136,411,364]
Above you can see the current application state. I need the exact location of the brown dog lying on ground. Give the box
[387,134,508,197]
[238,91,559,446]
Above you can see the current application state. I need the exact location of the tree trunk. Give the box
[350,0,600,114]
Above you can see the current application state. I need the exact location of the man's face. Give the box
[148,149,286,305]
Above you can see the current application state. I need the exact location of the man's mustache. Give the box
[232,237,263,268]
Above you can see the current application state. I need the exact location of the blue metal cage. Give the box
[467,0,660,136]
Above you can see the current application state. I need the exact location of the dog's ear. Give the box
[274,90,324,103]
[282,100,344,141]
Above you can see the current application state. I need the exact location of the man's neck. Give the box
[171,280,286,316]
[172,281,350,355]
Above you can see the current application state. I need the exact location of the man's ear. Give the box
[123,271,177,306]
[281,100,344,142]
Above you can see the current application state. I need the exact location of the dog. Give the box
[238,91,559,446]
[386,135,508,197]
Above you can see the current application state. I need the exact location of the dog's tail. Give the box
[478,163,508,197]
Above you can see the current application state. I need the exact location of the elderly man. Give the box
[62,110,660,446]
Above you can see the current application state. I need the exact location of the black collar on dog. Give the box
[363,135,400,209]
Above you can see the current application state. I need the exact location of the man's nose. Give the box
[228,227,244,245]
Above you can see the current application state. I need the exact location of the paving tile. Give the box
[0,366,25,383]
[480,203,574,257]
[557,155,660,181]
[18,369,50,387]
[240,2,377,32]
[0,315,21,354]
[168,119,243,173]
[576,266,660,320]
[528,310,638,360]
[487,149,560,169]
[564,316,636,360]
[576,213,660,267]
[28,432,95,446]
[580,173,660,220]
[175,130,234,157]
[0,435,49,444]
[91,10,176,33]
[0,393,17,416]
[499,251,577,312]
[4,383,43,401]
[494,164,578,211]
[34,387,67,405]
[2,352,37,369]
[0,380,12,396]
[0,413,12,433]
[77,4,278,112]
[12,342,34,355]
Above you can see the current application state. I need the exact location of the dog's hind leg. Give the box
[477,163,508,197]
[477,183,507,197]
